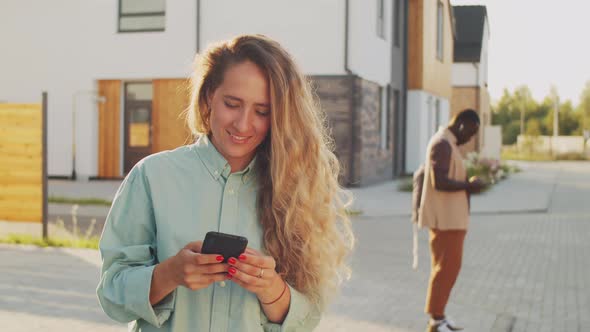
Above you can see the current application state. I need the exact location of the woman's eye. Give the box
[224,101,239,108]
[256,110,270,116]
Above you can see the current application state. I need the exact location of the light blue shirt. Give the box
[97,135,321,331]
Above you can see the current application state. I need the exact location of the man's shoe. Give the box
[443,317,464,331]
[427,321,452,332]
[427,318,464,332]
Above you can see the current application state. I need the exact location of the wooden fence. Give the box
[0,94,47,228]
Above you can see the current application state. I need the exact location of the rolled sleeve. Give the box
[125,265,176,327]
[262,284,321,332]
[96,163,175,328]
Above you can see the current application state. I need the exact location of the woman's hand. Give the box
[227,248,285,303]
[170,241,231,291]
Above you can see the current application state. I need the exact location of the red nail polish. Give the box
[227,273,232,279]
[216,255,224,262]
[239,254,246,261]
[228,257,236,264]
[229,267,237,274]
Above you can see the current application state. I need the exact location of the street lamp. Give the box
[553,94,559,137]
[72,91,106,180]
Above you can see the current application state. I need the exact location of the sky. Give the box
[451,0,590,105]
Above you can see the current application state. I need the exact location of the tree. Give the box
[526,118,542,136]
[492,86,538,144]
[545,100,582,136]
[513,86,535,136]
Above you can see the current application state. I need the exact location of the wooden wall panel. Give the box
[0,104,43,222]
[152,79,192,152]
[407,0,424,90]
[421,0,454,98]
[98,80,122,178]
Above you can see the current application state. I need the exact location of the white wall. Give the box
[481,125,501,160]
[348,0,393,86]
[405,90,450,173]
[452,63,478,87]
[0,0,197,178]
[200,0,345,75]
[516,135,586,155]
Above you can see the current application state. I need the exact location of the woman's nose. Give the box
[233,108,252,132]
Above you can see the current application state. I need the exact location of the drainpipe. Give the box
[389,0,396,177]
[401,0,408,175]
[71,91,106,180]
[345,0,357,186]
[474,62,480,113]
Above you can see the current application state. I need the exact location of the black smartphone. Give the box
[201,231,248,263]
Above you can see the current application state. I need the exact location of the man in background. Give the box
[417,109,485,332]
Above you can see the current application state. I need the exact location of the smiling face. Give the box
[208,60,271,172]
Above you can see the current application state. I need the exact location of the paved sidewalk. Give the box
[49,179,121,202]
[1,161,590,331]
[349,161,560,217]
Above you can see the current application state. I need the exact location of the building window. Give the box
[436,1,444,60]
[435,99,441,130]
[377,0,386,39]
[380,86,390,150]
[118,0,166,33]
[394,0,401,47]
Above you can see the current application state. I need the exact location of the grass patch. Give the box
[345,209,363,216]
[49,196,112,206]
[501,146,588,161]
[0,233,99,249]
[0,205,101,249]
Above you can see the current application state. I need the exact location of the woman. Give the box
[97,34,355,331]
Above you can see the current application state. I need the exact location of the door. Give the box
[124,83,153,174]
[98,80,122,178]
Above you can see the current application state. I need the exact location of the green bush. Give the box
[397,177,414,192]
[0,234,99,249]
[398,154,519,193]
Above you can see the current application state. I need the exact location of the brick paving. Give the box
[1,162,589,331]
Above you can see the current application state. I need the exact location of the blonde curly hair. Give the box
[186,34,354,308]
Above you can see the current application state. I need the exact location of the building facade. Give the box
[451,5,491,155]
[0,0,408,186]
[405,0,454,173]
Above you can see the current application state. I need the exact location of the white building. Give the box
[1,0,407,186]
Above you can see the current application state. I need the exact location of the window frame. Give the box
[118,0,166,33]
[376,0,386,39]
[436,1,444,61]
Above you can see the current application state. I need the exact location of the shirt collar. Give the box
[193,135,257,183]
[442,127,458,145]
